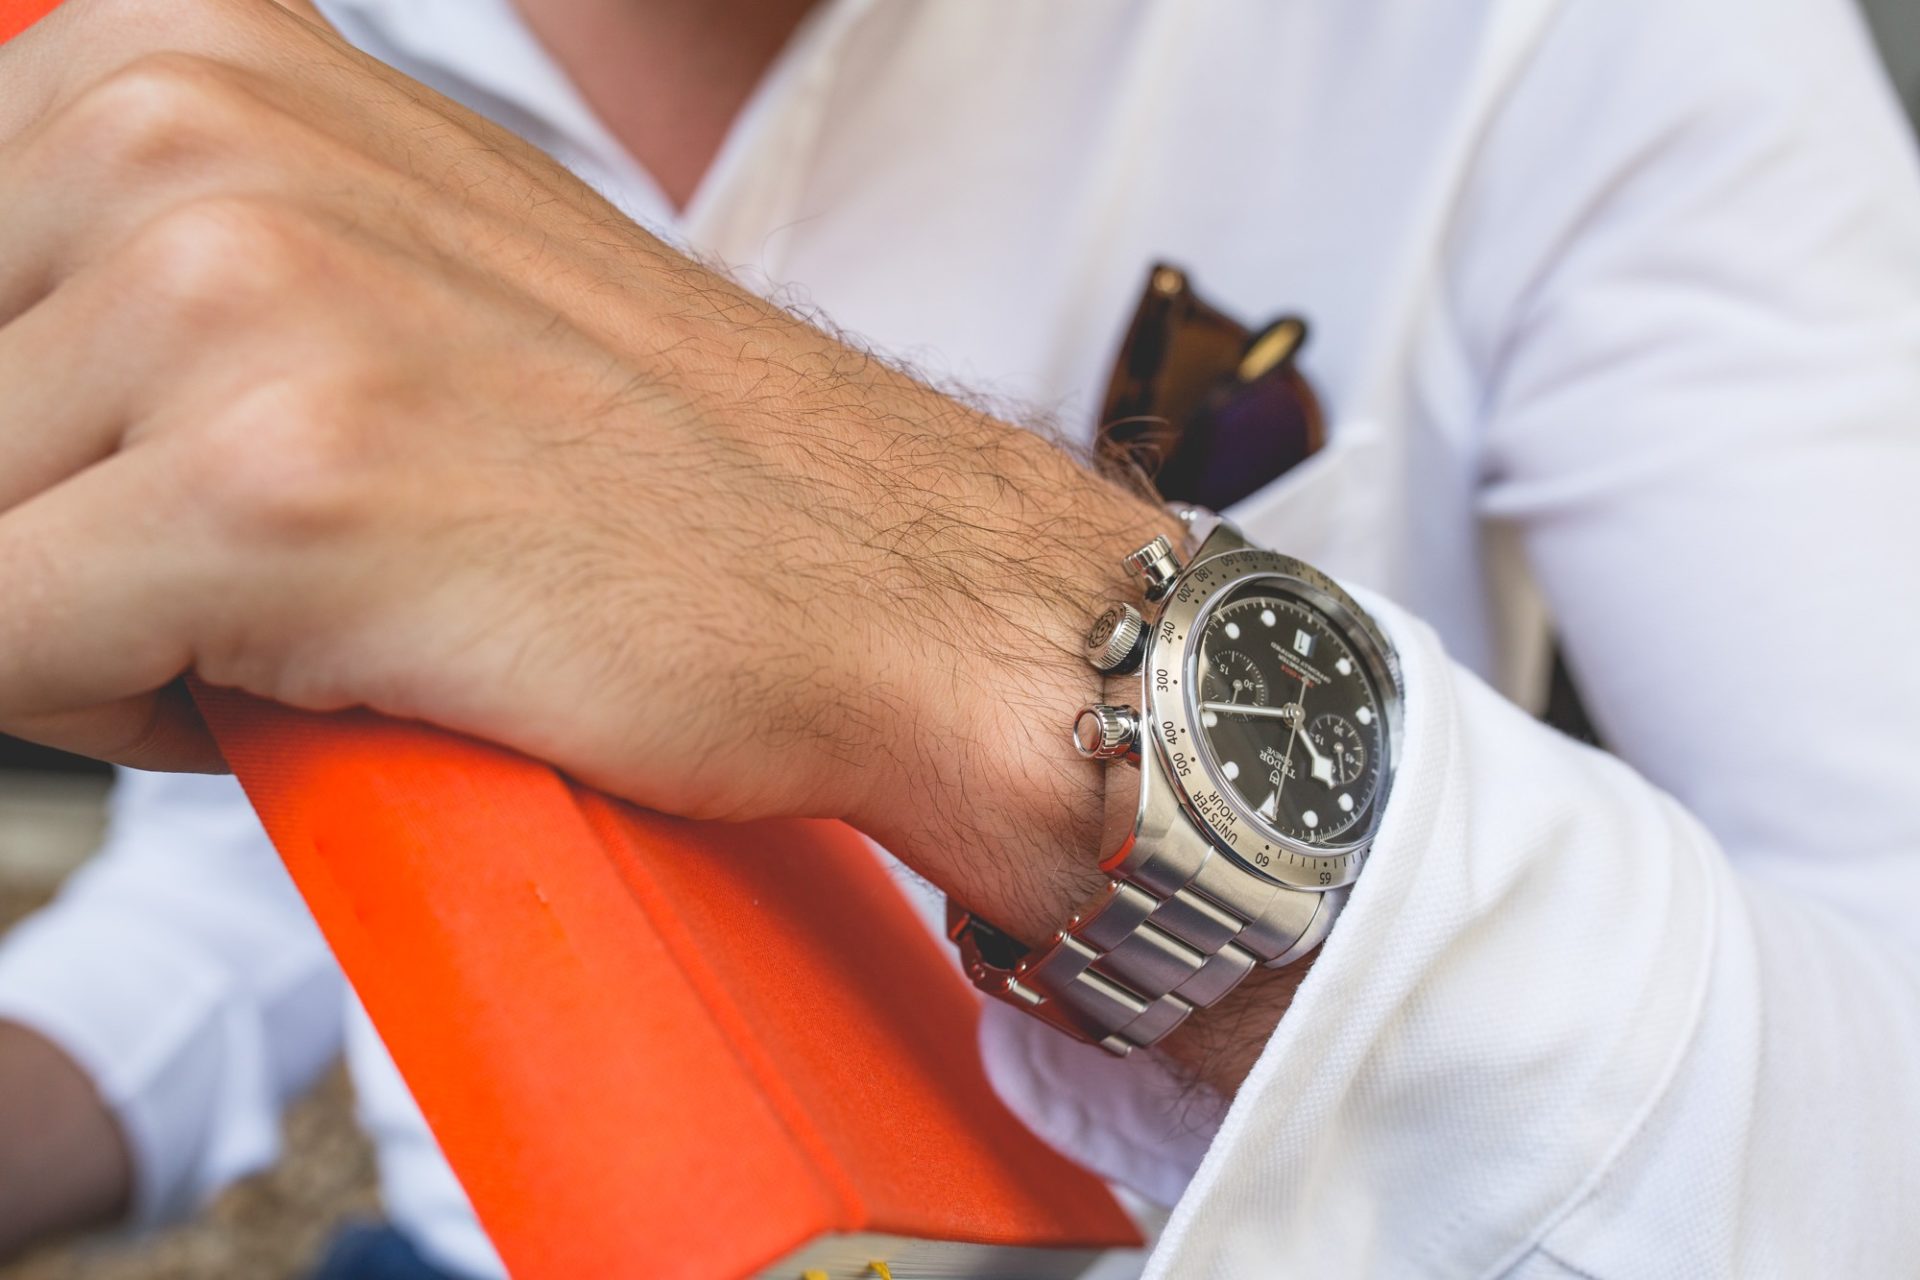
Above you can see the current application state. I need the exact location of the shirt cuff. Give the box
[977,590,1716,1271]
[980,999,1219,1208]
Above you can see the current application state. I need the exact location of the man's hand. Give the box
[0,0,1283,1092]
[1,0,1178,926]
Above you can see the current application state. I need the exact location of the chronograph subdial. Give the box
[1200,648,1268,715]
[1307,713,1367,786]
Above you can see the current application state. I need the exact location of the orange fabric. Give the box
[1,4,1138,1268]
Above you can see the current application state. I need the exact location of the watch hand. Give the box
[1200,701,1293,719]
[1271,675,1309,811]
[1297,728,1338,787]
[1290,698,1338,785]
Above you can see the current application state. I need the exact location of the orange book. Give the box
[0,8,1143,1273]
[192,690,1139,1277]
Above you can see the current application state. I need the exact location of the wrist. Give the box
[825,411,1180,943]
[660,291,1175,942]
[856,486,1310,1096]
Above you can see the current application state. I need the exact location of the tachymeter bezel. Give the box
[1142,549,1402,891]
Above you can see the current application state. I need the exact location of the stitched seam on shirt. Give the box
[1475,796,1724,1280]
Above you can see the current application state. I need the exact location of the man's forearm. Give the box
[0,1020,131,1259]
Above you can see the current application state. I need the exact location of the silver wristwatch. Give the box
[951,513,1403,1056]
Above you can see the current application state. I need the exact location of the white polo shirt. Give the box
[3,0,1918,1274]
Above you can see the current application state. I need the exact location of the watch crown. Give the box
[1084,602,1147,674]
[1072,704,1138,760]
[1125,534,1183,601]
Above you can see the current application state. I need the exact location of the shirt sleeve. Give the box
[982,0,1920,1272]
[0,769,345,1227]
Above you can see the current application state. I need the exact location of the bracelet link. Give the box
[950,851,1323,1057]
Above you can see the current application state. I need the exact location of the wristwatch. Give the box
[950,512,1402,1056]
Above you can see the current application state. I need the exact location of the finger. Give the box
[4,682,225,773]
[0,452,203,726]
[0,192,317,517]
[0,60,317,323]
[0,0,185,141]
[6,190,388,524]
[0,261,164,510]
[0,0,571,212]
[0,0,334,145]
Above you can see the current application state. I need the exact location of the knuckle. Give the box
[124,195,311,313]
[57,53,235,171]
[188,384,372,539]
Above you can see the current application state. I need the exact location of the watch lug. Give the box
[1258,883,1348,968]
[1097,743,1206,895]
[1190,518,1250,564]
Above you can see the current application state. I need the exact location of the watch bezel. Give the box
[1142,548,1402,891]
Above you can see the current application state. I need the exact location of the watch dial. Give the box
[1189,584,1386,845]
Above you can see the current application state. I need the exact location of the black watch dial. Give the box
[1189,584,1386,846]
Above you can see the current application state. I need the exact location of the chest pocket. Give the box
[1223,414,1389,584]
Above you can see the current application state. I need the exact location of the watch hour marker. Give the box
[1336,658,1353,676]
[1257,791,1279,821]
[1303,809,1319,828]
[1356,706,1374,725]
[1339,793,1354,812]
[1260,608,1276,627]
[1225,622,1241,640]
[1202,711,1219,728]
[1292,629,1315,656]
[1222,760,1240,781]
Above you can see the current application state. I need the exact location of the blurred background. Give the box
[1865,0,1919,118]
[0,4,1914,1277]
[0,750,380,1279]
